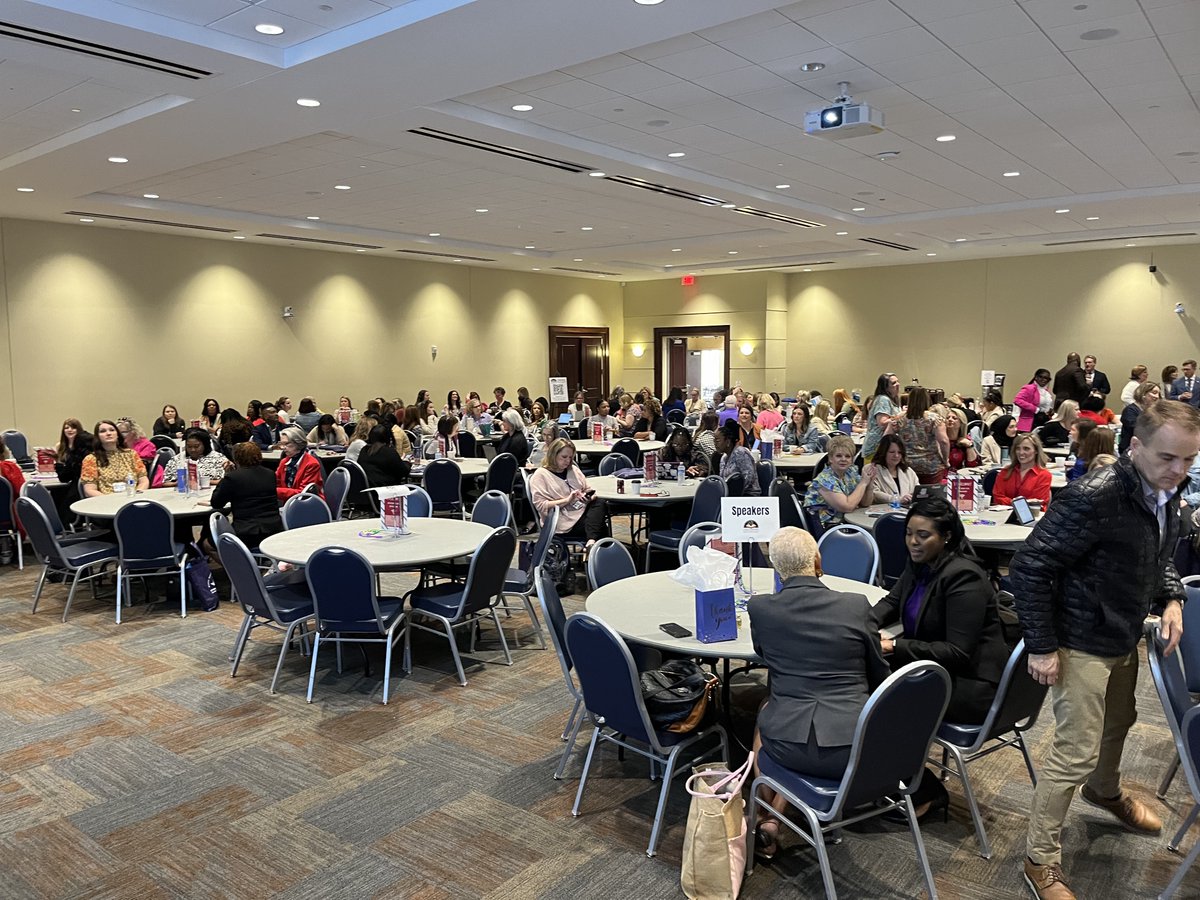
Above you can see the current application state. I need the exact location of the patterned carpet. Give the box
[0,549,1196,900]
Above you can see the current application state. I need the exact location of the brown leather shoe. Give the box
[1023,858,1076,900]
[1080,785,1162,834]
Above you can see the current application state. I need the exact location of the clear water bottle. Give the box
[890,492,901,512]
[676,462,685,484]
[126,472,136,495]
[176,459,188,494]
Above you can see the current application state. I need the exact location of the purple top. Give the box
[902,569,931,636]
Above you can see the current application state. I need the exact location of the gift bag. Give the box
[695,587,737,643]
[185,543,219,612]
[681,754,754,900]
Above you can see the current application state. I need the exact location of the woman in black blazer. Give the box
[495,408,530,465]
[357,424,412,488]
[207,442,282,549]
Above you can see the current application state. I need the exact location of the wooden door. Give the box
[581,337,606,410]
[667,338,688,396]
[548,327,609,415]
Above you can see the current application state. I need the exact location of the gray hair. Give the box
[769,527,819,579]
[501,408,526,434]
[279,426,307,448]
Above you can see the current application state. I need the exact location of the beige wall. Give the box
[0,219,623,444]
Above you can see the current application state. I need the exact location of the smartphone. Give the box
[659,622,692,639]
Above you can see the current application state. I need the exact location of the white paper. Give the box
[721,496,780,542]
[548,377,569,403]
[981,369,996,386]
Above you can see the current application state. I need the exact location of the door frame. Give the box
[653,325,730,397]
[547,325,610,409]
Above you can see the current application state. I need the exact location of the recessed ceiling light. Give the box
[334,184,351,190]
[955,238,967,242]
[803,268,812,272]
[936,135,956,142]
[255,23,284,34]
[511,104,534,112]
[727,250,738,255]
[356,248,366,252]
[475,208,488,213]
[1003,171,1020,177]
[453,258,462,262]
[107,156,128,163]
[233,235,245,239]
[800,62,825,72]
[634,0,665,5]
[524,244,535,249]
[142,193,159,199]
[720,202,736,209]
[671,248,682,252]
[852,206,866,211]
[1055,209,1070,214]
[589,171,606,177]
[429,232,441,237]
[835,231,848,236]
[70,108,81,113]
[16,187,33,193]
[1126,242,1136,247]
[307,216,320,220]
[296,98,321,108]
[1086,216,1100,221]
[78,217,94,223]
[775,183,791,189]
[573,258,583,262]
[580,226,593,231]
[532,267,541,271]
[926,252,937,257]
[668,151,686,158]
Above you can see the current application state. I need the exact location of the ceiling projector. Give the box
[804,81,884,139]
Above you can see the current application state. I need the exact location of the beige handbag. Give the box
[680,754,753,900]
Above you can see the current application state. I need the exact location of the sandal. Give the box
[754,822,779,861]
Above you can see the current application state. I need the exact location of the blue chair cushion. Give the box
[647,528,685,549]
[503,567,530,592]
[61,541,118,567]
[757,748,841,814]
[936,721,983,749]
[265,583,315,622]
[409,584,466,619]
[322,596,404,632]
[123,542,187,572]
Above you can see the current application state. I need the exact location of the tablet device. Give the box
[557,413,573,425]
[913,484,946,502]
[1010,496,1037,526]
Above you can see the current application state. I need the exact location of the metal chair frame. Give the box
[815,522,880,585]
[18,497,116,621]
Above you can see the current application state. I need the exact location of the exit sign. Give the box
[681,275,695,286]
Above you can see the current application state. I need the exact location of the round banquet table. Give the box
[845,506,1036,548]
[409,457,489,479]
[586,568,888,661]
[571,439,665,458]
[258,517,493,570]
[261,449,345,472]
[771,452,824,474]
[585,474,698,505]
[27,473,68,490]
[71,488,216,519]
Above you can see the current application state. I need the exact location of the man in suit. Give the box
[1172,359,1199,407]
[1082,355,1111,398]
[1052,353,1089,407]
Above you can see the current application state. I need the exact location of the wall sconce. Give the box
[740,342,754,357]
[632,345,645,358]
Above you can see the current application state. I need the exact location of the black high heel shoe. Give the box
[754,823,779,861]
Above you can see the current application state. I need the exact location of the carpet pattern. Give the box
[0,550,1195,899]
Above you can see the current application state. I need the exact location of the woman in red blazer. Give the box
[990,433,1052,507]
[275,427,324,502]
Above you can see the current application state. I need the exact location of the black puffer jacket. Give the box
[1011,456,1184,657]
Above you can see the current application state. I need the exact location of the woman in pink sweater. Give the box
[529,438,609,550]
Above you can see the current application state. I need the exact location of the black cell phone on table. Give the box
[659,622,692,639]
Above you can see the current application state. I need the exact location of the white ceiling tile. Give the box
[976,55,1078,86]
[575,97,673,127]
[760,49,864,83]
[0,60,88,117]
[632,80,723,111]
[1003,73,1096,105]
[654,124,766,157]
[696,10,797,43]
[928,87,1017,115]
[870,50,973,84]
[716,22,828,63]
[1161,30,1200,76]
[1045,13,1156,52]
[208,6,326,43]
[841,26,945,65]
[954,31,1062,66]
[692,66,795,97]
[924,6,1038,44]
[1019,0,1132,29]
[111,0,245,26]
[559,54,639,79]
[622,33,710,62]
[1068,36,1170,70]
[903,68,994,99]
[258,0,389,28]
[716,111,812,144]
[800,0,918,43]
[1146,1,1200,32]
[585,62,682,94]
[530,79,618,108]
[649,45,750,80]
[671,96,757,125]
[891,0,1010,22]
[504,71,575,94]
[1098,78,1191,105]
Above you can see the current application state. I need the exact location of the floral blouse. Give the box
[162,450,227,484]
[80,449,146,494]
[804,466,862,528]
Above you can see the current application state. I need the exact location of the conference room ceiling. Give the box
[1,0,1198,279]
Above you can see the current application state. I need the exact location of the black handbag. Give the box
[640,660,716,732]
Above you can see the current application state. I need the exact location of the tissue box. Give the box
[695,588,738,643]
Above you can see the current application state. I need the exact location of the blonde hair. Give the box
[758,393,776,411]
[769,527,819,579]
[1088,453,1118,472]
[813,400,832,423]
[1007,433,1048,470]
[540,437,577,470]
[826,433,856,459]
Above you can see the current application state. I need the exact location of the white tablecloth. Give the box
[258,517,493,569]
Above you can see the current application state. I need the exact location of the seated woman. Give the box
[803,433,876,530]
[163,429,227,486]
[749,526,891,859]
[208,442,283,549]
[0,434,26,502]
[660,427,710,478]
[1067,427,1115,482]
[662,387,686,417]
[417,400,438,436]
[992,433,1053,505]
[218,419,252,460]
[979,390,1005,428]
[870,434,918,506]
[444,390,463,418]
[693,412,719,459]
[781,404,823,453]
[1122,364,1149,406]
[153,404,187,439]
[293,397,322,433]
[80,420,148,496]
[943,409,980,471]
[275,396,293,424]
[496,408,531,466]
[894,387,948,484]
[714,420,762,496]
[585,399,619,439]
[569,391,592,422]
[358,424,412,487]
[684,387,707,417]
[117,418,156,465]
[55,418,94,493]
[1077,394,1109,426]
[980,415,1017,467]
[735,405,761,449]
[529,401,549,434]
[344,416,376,463]
[832,387,859,419]
[756,394,785,431]
[811,399,834,435]
[1039,400,1077,447]
[529,437,609,551]
[873,497,1008,815]
[1118,381,1160,456]
[717,395,740,427]
[306,414,348,448]
[434,414,462,457]
[614,392,638,437]
[634,397,668,442]
[274,427,324,501]
[199,398,221,436]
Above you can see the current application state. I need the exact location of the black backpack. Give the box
[542,537,576,595]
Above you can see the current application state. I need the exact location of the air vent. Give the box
[602,174,726,207]
[858,237,917,251]
[395,248,494,262]
[257,233,383,249]
[408,127,590,174]
[1043,232,1197,247]
[733,207,823,228]
[735,261,835,271]
[65,211,234,232]
[0,21,211,79]
[551,266,621,276]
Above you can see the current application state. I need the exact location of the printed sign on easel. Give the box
[549,377,569,404]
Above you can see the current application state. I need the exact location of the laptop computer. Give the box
[913,483,946,502]
[557,412,573,425]
[1009,496,1037,526]
[481,442,498,460]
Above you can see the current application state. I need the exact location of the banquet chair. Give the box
[874,513,909,588]
[219,532,314,694]
[18,497,116,621]
[982,468,1001,498]
[405,527,516,686]
[932,640,1048,858]
[423,492,512,585]
[816,523,879,584]
[149,447,176,486]
[323,467,351,520]
[769,478,805,530]
[586,537,636,590]
[536,567,587,780]
[811,452,830,479]
[281,492,331,530]
[724,472,744,498]
[644,475,725,572]
[755,460,776,497]
[1155,591,1200,800]
[598,452,634,476]
[677,522,721,566]
[113,499,188,624]
[423,458,464,518]
[612,437,641,466]
[482,451,518,496]
[495,506,558,651]
[457,431,477,458]
[745,661,951,899]
[151,434,177,451]
[304,546,407,704]
[20,481,103,546]
[2,429,30,466]
[0,476,23,569]
[565,611,729,857]
[338,460,375,517]
[666,409,685,424]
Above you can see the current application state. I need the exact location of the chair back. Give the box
[982,468,1001,497]
[305,546,388,634]
[339,459,373,513]
[151,434,177,451]
[20,481,65,536]
[404,486,433,518]
[483,452,518,495]
[16,497,67,566]
[688,475,726,527]
[811,452,829,478]
[281,492,332,529]
[586,537,636,590]
[666,409,685,424]
[769,478,803,530]
[831,661,951,816]
[457,431,477,458]
[404,429,420,452]
[1148,622,1195,734]
[565,611,656,746]
[0,475,14,530]
[323,467,351,520]
[802,505,825,537]
[816,523,879,584]
[2,430,28,461]
[1180,576,1200,693]
[611,437,640,465]
[724,473,744,498]
[113,500,178,570]
[537,566,576,681]
[217,532,283,619]
[209,511,233,544]
[873,513,909,587]
[422,458,463,514]
[972,640,1049,742]
[515,506,559,588]
[678,522,721,566]
[755,460,775,497]
[452,527,517,618]
[598,453,634,476]
[471,490,511,529]
[149,447,176,485]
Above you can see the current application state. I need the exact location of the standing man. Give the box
[1013,400,1200,899]
[1052,352,1089,408]
[1173,359,1200,407]
[1082,355,1111,398]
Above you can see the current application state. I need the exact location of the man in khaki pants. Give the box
[1012,400,1200,899]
